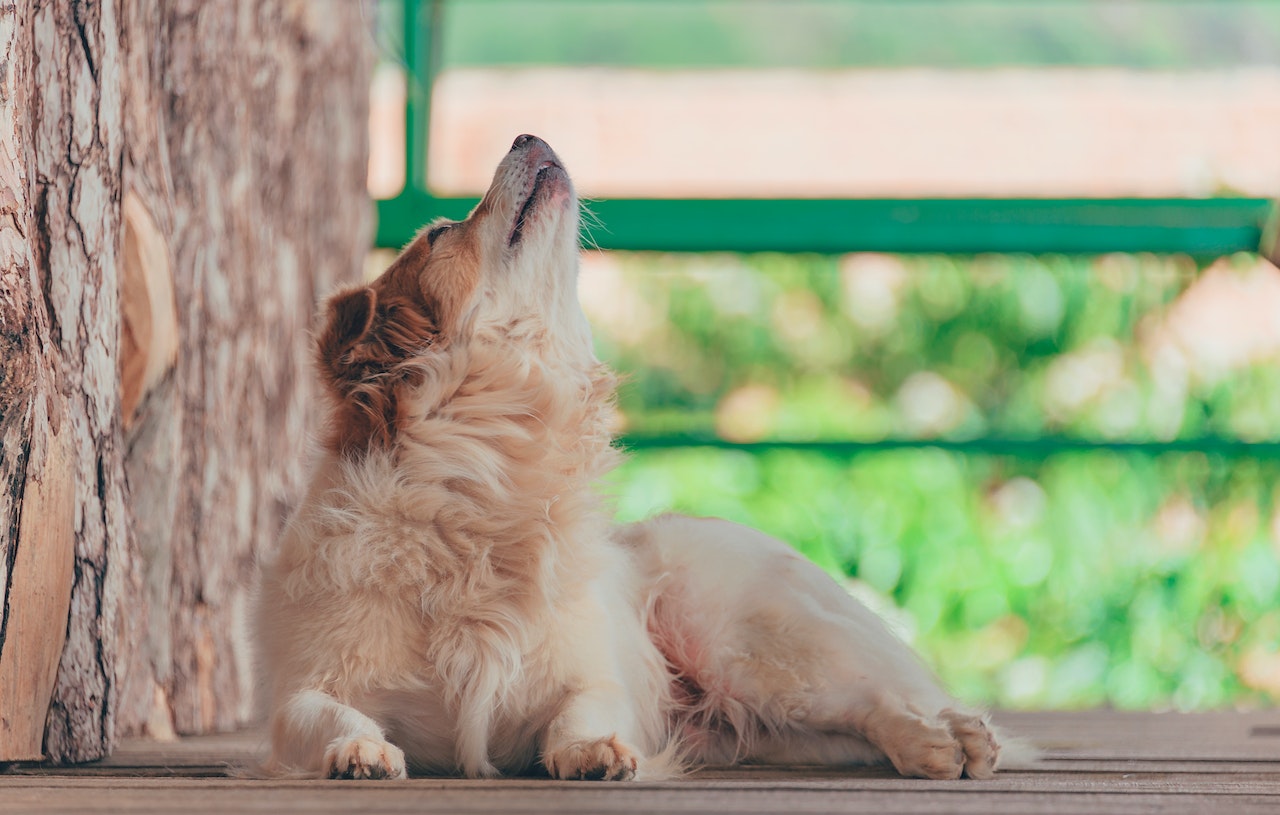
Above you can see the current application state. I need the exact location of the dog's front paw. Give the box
[324,735,407,780]
[543,735,639,781]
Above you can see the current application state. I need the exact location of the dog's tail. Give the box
[992,727,1045,772]
[634,738,692,781]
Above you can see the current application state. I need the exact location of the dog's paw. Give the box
[324,735,407,780]
[879,715,966,780]
[543,735,639,781]
[941,709,1001,780]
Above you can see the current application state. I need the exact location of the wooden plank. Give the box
[97,729,263,767]
[2,779,1280,815]
[14,710,1280,768]
[995,710,1280,760]
[13,774,1280,793]
[4,712,1280,814]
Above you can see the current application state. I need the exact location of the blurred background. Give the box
[366,0,1280,711]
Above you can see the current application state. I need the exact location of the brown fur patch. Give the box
[416,222,482,336]
[316,224,483,456]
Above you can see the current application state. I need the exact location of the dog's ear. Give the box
[316,285,399,454]
[316,280,441,454]
[316,286,381,391]
[321,286,377,358]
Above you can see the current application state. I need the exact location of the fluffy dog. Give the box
[254,134,1002,781]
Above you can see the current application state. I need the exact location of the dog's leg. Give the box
[535,539,670,782]
[269,689,407,780]
[757,674,999,779]
[715,692,984,779]
[854,696,970,780]
[541,683,641,781]
[626,515,1002,779]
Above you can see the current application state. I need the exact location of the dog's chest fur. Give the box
[259,337,639,770]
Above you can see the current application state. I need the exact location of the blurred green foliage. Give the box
[587,251,1280,710]
[373,0,1280,70]
[389,0,1280,70]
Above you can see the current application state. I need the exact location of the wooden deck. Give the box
[3,711,1279,813]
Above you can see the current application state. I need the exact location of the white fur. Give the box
[254,136,1002,781]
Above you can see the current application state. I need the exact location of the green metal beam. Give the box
[402,0,443,193]
[375,193,1270,256]
[618,435,1280,459]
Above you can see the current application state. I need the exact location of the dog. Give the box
[254,134,1003,781]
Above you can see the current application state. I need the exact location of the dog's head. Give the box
[316,135,588,453]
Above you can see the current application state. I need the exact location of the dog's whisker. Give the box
[578,202,608,253]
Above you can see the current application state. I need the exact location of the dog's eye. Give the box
[426,223,455,246]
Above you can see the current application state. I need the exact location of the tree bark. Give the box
[1,0,133,764]
[0,0,371,762]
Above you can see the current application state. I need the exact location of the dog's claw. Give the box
[544,736,639,781]
[324,736,407,780]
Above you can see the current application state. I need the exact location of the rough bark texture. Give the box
[0,1,70,763]
[1,0,134,764]
[0,0,371,762]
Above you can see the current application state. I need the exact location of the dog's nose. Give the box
[511,134,540,151]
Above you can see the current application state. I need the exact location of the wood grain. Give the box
[4,712,1279,814]
[0,423,74,760]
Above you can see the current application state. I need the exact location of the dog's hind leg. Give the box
[624,514,1001,779]
[734,696,999,780]
[268,689,407,779]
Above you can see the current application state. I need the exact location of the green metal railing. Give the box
[381,192,1272,257]
[375,0,1280,457]
[621,435,1280,458]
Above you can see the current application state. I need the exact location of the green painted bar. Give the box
[375,193,1270,256]
[618,435,1280,459]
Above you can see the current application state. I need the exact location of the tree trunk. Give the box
[0,0,371,763]
[1,0,133,764]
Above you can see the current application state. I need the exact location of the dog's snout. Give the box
[511,134,541,151]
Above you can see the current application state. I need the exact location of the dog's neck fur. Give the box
[396,329,619,536]
[314,326,621,596]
